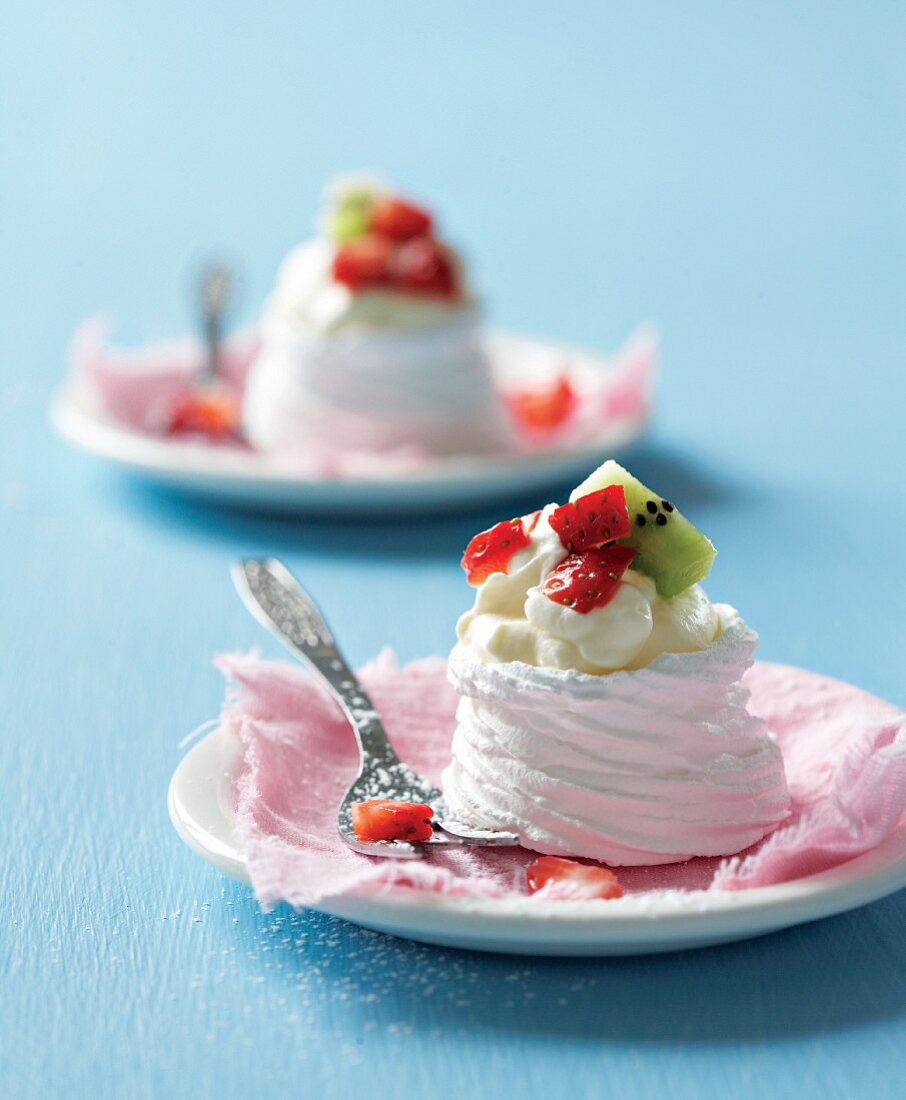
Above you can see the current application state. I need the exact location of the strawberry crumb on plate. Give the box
[507,373,577,434]
[166,385,241,440]
[527,856,624,901]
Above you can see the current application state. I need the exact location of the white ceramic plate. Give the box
[169,726,906,956]
[52,333,648,513]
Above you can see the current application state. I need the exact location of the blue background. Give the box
[2,3,905,1097]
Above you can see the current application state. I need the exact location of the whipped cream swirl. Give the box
[456,508,720,674]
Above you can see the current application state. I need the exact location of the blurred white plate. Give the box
[169,726,906,956]
[52,333,648,513]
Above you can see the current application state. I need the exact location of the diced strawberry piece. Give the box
[392,235,458,299]
[166,387,240,440]
[351,800,435,843]
[549,485,631,552]
[369,196,433,241]
[527,856,623,900]
[461,517,532,586]
[508,374,576,433]
[542,544,636,613]
[332,234,395,291]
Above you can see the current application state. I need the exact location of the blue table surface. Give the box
[3,3,905,1097]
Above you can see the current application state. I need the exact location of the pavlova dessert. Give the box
[442,460,792,865]
[243,176,509,456]
[65,173,660,482]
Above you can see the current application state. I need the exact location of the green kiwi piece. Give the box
[571,460,716,598]
[327,186,380,242]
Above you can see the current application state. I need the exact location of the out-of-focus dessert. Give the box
[243,176,509,456]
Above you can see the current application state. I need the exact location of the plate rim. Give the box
[168,724,906,951]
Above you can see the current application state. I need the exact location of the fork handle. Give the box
[232,558,401,765]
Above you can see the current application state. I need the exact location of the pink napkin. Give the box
[67,319,655,475]
[218,650,906,908]
[70,318,256,433]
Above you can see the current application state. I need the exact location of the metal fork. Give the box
[232,558,518,859]
[198,263,234,384]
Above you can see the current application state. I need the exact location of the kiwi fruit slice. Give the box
[571,460,716,598]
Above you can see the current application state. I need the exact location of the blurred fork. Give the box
[232,558,518,859]
[198,263,235,384]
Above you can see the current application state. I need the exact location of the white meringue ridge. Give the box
[243,239,509,456]
[443,604,791,865]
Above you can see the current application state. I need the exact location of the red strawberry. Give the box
[369,196,433,241]
[332,233,395,290]
[549,485,631,552]
[166,386,240,440]
[508,374,576,433]
[351,800,434,843]
[461,517,532,586]
[527,856,623,900]
[542,544,636,613]
[392,235,458,299]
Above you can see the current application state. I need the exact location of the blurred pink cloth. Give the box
[67,318,655,474]
[217,650,906,908]
[69,318,256,433]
